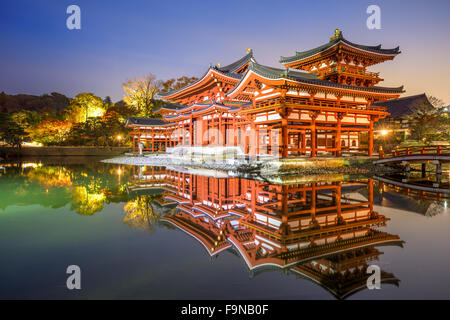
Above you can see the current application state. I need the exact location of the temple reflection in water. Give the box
[128,165,404,299]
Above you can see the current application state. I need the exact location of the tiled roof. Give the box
[153,103,184,113]
[162,102,240,120]
[158,55,248,98]
[280,31,400,64]
[126,117,174,126]
[372,94,435,117]
[226,62,404,95]
[218,50,255,73]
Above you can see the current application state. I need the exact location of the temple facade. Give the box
[126,30,403,158]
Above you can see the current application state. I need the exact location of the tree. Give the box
[0,92,70,113]
[66,93,105,123]
[123,195,160,232]
[161,76,199,92]
[12,110,41,138]
[122,74,162,117]
[0,113,27,148]
[105,103,137,123]
[101,109,128,146]
[31,119,72,145]
[406,107,450,143]
[103,96,112,107]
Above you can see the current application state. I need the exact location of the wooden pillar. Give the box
[190,116,194,147]
[256,125,260,157]
[280,90,289,159]
[311,183,316,220]
[336,113,343,157]
[219,114,224,146]
[336,182,342,222]
[268,129,272,155]
[281,119,288,158]
[310,112,319,158]
[251,181,256,215]
[302,131,306,155]
[280,185,289,236]
[232,115,238,147]
[369,117,374,156]
[151,134,155,152]
[250,122,257,157]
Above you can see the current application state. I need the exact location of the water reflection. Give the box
[0,161,129,214]
[1,161,449,299]
[374,173,449,217]
[129,166,405,299]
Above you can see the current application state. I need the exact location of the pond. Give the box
[0,157,449,299]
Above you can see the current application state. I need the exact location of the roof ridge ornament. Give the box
[246,47,252,54]
[330,28,343,42]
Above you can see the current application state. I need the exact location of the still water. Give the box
[0,158,449,299]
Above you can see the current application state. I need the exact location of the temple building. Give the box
[126,30,404,158]
[373,93,435,138]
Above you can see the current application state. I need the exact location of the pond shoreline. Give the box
[0,146,130,158]
[102,154,402,182]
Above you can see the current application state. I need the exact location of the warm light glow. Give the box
[89,107,105,118]
[22,141,43,147]
[22,162,43,168]
[117,135,122,141]
[381,130,388,136]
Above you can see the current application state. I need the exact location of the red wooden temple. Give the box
[126,30,403,158]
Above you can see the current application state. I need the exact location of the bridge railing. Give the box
[379,145,450,159]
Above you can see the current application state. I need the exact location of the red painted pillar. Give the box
[369,118,374,156]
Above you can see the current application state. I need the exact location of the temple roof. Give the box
[217,49,256,73]
[158,53,251,99]
[226,61,404,97]
[126,117,174,126]
[280,30,400,64]
[163,102,241,120]
[373,93,435,117]
[153,103,184,114]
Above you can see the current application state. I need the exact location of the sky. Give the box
[1,0,450,103]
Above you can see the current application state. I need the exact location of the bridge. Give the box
[373,175,450,197]
[374,145,450,176]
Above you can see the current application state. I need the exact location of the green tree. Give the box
[66,93,105,123]
[122,74,162,117]
[161,76,199,92]
[12,110,41,139]
[0,113,27,148]
[406,99,450,143]
[103,96,112,107]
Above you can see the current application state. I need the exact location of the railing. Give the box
[325,66,380,78]
[253,96,387,113]
[379,145,450,159]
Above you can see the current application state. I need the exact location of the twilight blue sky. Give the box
[1,0,450,103]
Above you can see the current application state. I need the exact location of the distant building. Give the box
[373,93,436,137]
